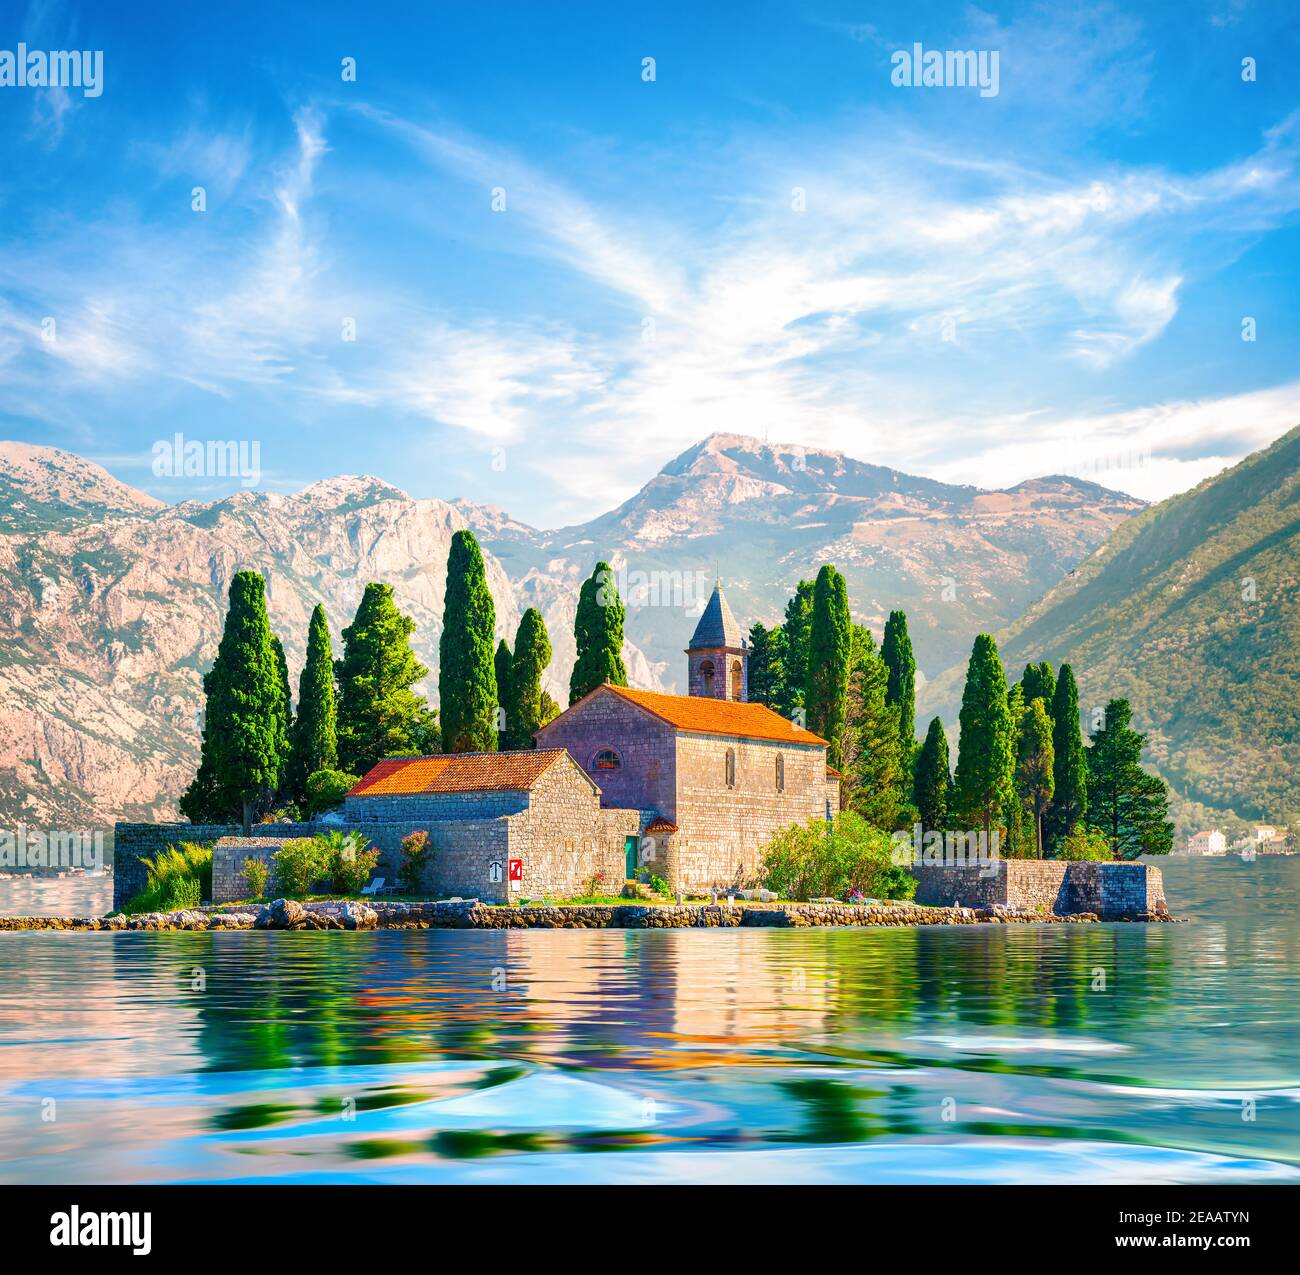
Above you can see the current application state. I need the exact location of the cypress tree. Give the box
[1020,662,1056,719]
[747,621,784,708]
[913,717,951,837]
[1086,698,1174,859]
[844,624,904,829]
[438,530,499,754]
[271,632,292,780]
[1016,697,1055,858]
[494,638,512,750]
[337,582,438,772]
[569,561,628,704]
[180,571,286,830]
[953,633,1014,838]
[505,608,553,749]
[806,565,852,768]
[288,603,338,797]
[881,609,918,774]
[1046,663,1088,852]
[776,579,814,718]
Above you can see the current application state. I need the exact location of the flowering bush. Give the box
[398,829,433,895]
[323,830,380,894]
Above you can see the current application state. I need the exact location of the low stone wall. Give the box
[912,859,1166,918]
[0,896,1182,932]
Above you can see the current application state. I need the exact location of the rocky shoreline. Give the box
[0,897,1178,931]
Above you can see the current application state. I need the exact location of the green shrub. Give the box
[760,812,910,901]
[649,873,670,897]
[242,857,270,899]
[125,842,213,914]
[398,829,432,895]
[322,830,381,894]
[272,837,330,898]
[1059,824,1113,861]
[303,768,360,817]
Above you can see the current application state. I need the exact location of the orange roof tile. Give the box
[600,684,828,747]
[645,816,678,833]
[348,749,570,798]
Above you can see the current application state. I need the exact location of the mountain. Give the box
[457,432,1144,690]
[0,433,1140,830]
[0,443,163,533]
[919,426,1300,835]
[0,466,530,829]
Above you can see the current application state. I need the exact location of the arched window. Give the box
[730,659,743,700]
[724,747,736,788]
[775,753,785,792]
[592,748,621,772]
[699,658,715,694]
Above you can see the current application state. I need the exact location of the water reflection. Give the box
[0,858,1296,1183]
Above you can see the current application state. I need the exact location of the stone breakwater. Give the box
[0,898,1178,932]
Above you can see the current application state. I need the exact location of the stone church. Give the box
[336,585,838,900]
[536,585,838,888]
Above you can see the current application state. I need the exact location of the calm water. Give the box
[0,857,1297,1184]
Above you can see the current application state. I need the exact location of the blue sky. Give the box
[1,0,1298,525]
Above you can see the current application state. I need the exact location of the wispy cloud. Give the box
[2,1,1297,524]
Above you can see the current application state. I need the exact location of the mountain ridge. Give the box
[0,431,1144,828]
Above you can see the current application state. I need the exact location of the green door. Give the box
[624,836,639,879]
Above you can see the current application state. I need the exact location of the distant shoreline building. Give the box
[1186,829,1226,856]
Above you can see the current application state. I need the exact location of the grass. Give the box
[123,843,213,914]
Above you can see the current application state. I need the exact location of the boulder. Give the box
[339,902,378,931]
[256,898,306,929]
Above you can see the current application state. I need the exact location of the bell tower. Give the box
[686,584,748,701]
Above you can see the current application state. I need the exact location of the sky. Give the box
[1,0,1298,526]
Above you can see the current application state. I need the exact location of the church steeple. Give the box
[686,584,748,701]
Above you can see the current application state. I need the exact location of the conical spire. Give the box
[688,585,743,650]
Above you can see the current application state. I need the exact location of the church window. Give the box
[725,747,736,788]
[775,753,785,792]
[592,748,621,772]
[730,659,743,700]
[699,658,715,694]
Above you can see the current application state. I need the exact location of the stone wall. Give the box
[113,822,289,910]
[536,691,677,819]
[912,859,1167,918]
[672,734,827,892]
[343,788,529,823]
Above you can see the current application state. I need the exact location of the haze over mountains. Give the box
[0,432,1143,829]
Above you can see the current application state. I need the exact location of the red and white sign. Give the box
[508,859,523,882]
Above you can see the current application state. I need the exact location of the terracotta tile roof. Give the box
[601,684,828,746]
[348,749,569,797]
[826,767,844,780]
[645,816,678,833]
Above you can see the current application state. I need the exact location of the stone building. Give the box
[536,585,837,890]
[342,748,638,901]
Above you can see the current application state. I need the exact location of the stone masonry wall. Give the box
[502,759,638,898]
[344,788,529,823]
[673,735,827,892]
[208,822,431,903]
[114,822,298,910]
[535,692,677,819]
[912,860,1167,918]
